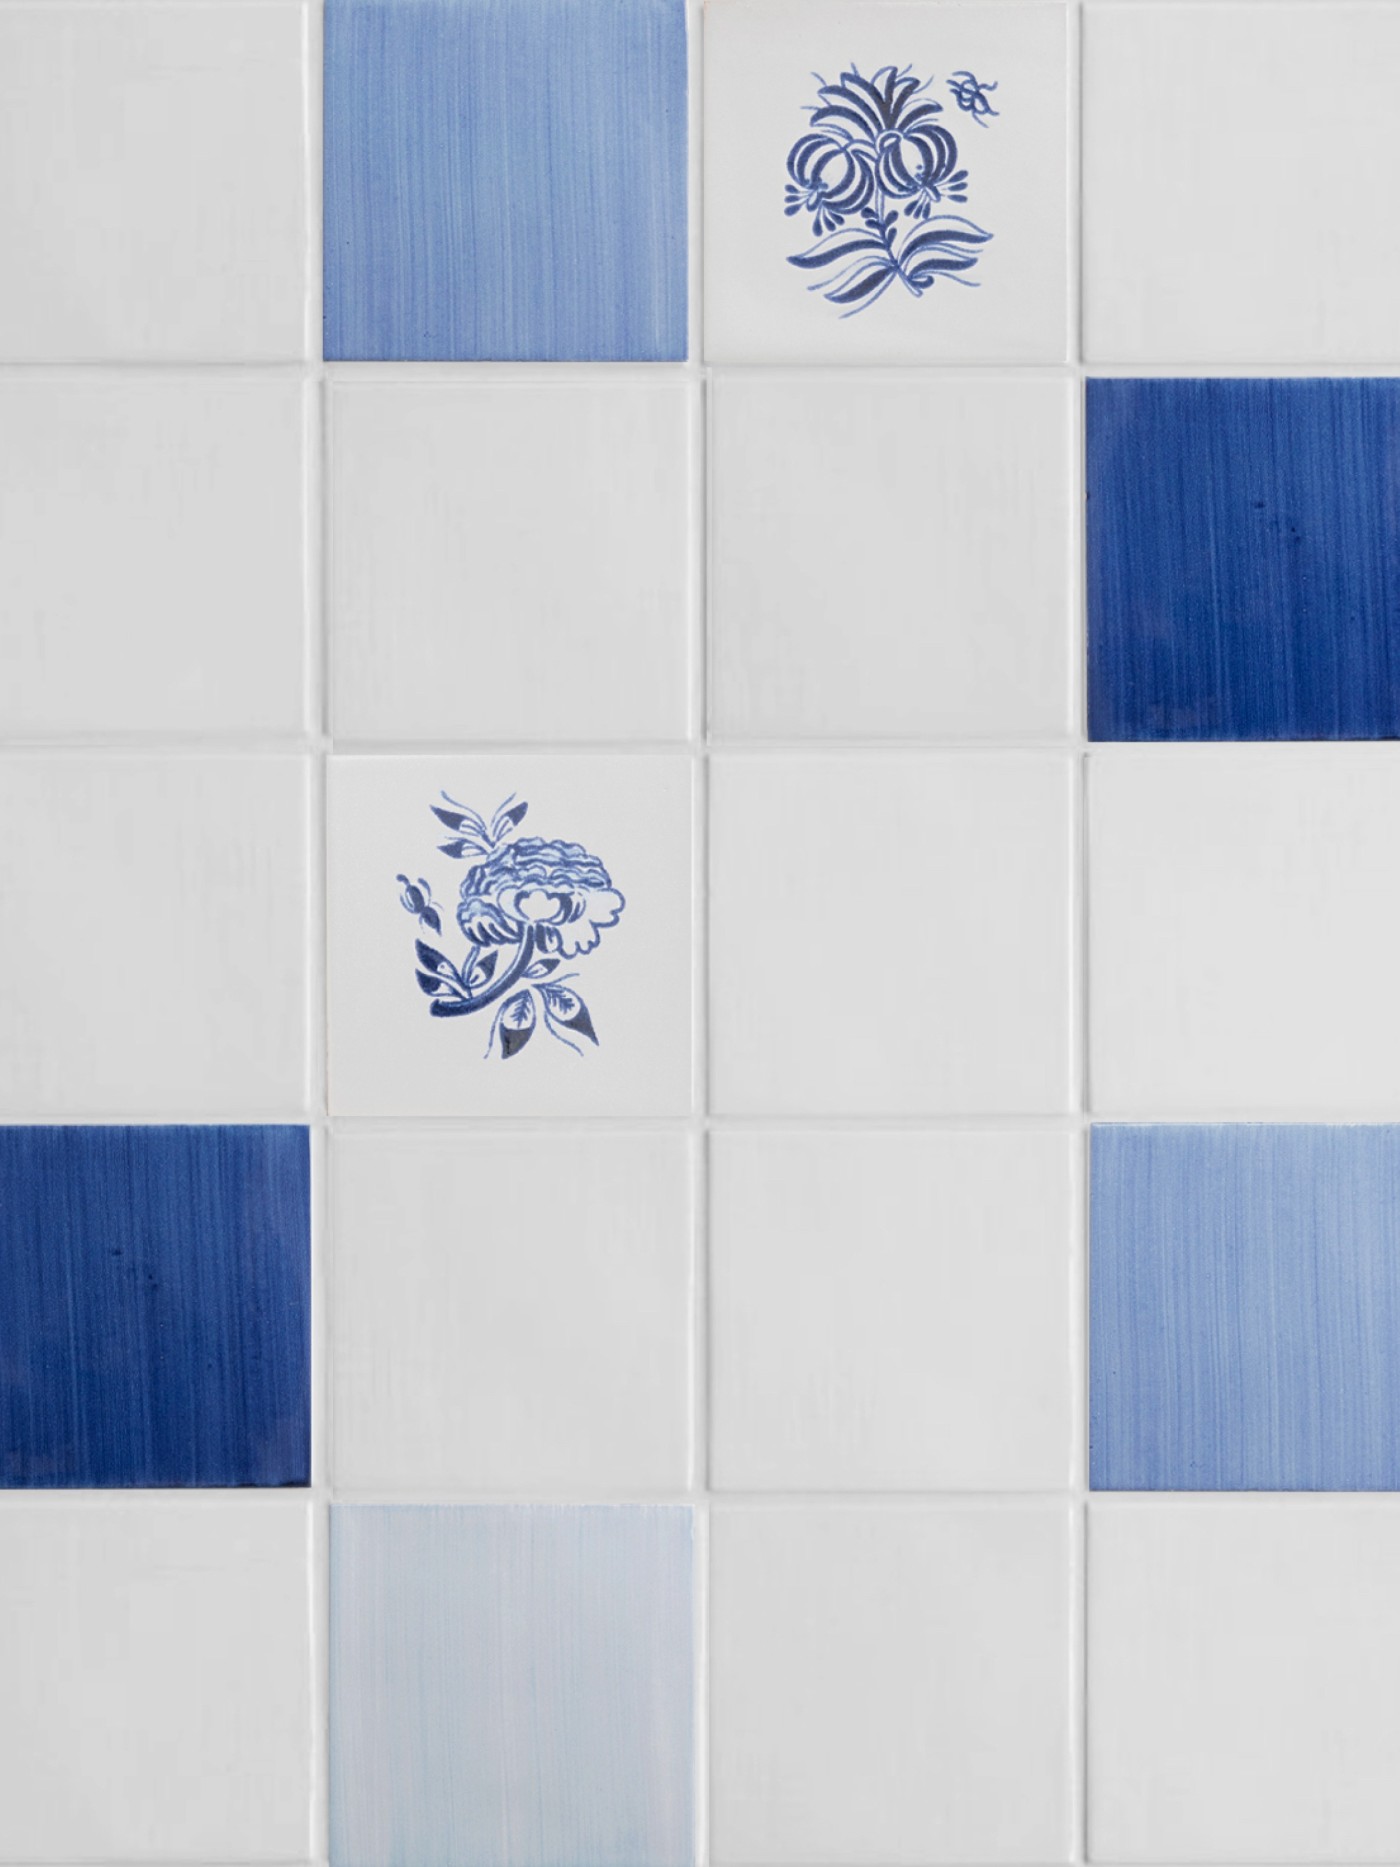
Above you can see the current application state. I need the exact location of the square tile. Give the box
[710,374,1073,738]
[0,377,307,736]
[1084,5,1400,363]
[711,1130,1074,1490]
[332,1129,692,1492]
[710,753,1073,1114]
[328,755,693,1115]
[330,1504,694,1867]
[1092,1124,1400,1492]
[1088,379,1400,742]
[704,1,1069,362]
[1090,1501,1400,1862]
[330,381,694,742]
[324,0,688,360]
[1089,748,1400,1114]
[0,755,310,1117]
[0,1500,311,1860]
[0,1126,309,1489]
[711,1504,1072,1863]
[0,4,306,361]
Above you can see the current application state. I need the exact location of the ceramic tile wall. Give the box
[3,0,1400,1862]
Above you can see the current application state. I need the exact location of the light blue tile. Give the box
[330,1504,695,1867]
[1091,1124,1400,1490]
[323,0,688,361]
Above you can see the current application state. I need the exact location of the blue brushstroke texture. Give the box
[330,1504,695,1867]
[0,1126,310,1488]
[1087,378,1400,740]
[324,0,688,360]
[1091,1125,1400,1490]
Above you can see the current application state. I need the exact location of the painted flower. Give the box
[875,120,967,215]
[784,58,998,317]
[456,838,624,958]
[784,132,874,235]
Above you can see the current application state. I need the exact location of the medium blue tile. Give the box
[330,1504,694,1867]
[0,1126,310,1488]
[324,0,688,361]
[1091,1125,1400,1491]
[1087,378,1400,741]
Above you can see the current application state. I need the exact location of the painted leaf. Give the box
[544,985,598,1045]
[499,990,536,1059]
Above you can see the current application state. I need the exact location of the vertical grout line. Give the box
[1070,4,1090,1863]
[690,8,712,1865]
[305,1,331,1860]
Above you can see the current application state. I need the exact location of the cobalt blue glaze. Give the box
[1091,1124,1400,1491]
[0,1126,310,1488]
[1087,378,1400,741]
[323,0,688,361]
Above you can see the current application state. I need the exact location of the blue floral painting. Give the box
[785,62,999,316]
[398,795,624,1060]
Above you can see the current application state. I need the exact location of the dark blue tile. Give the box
[1091,1124,1400,1491]
[1087,378,1400,740]
[324,0,688,361]
[0,1126,310,1488]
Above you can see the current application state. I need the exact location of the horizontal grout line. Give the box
[17,1112,1400,1130]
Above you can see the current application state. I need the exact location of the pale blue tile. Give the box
[330,1504,694,1867]
[323,0,688,361]
[1091,1124,1400,1490]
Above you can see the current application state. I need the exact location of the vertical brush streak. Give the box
[0,1126,310,1488]
[1090,1124,1400,1489]
[323,0,688,360]
[1087,378,1400,740]
[330,1504,694,1867]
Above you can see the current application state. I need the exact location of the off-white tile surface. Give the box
[710,753,1074,1114]
[1090,748,1400,1114]
[1084,4,1400,362]
[710,374,1073,739]
[330,381,694,742]
[705,0,1069,363]
[0,755,309,1116]
[710,1129,1074,1490]
[0,378,306,736]
[711,1503,1073,1863]
[0,4,307,361]
[328,754,694,1116]
[331,1129,693,1492]
[1090,1502,1400,1862]
[0,1501,311,1861]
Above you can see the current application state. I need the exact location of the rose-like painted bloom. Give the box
[456,837,624,958]
[784,132,874,235]
[875,121,969,217]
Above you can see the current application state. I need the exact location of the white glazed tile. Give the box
[704,1,1069,363]
[0,1501,311,1862]
[329,381,694,743]
[328,755,693,1116]
[710,374,1073,739]
[331,1129,693,1492]
[1084,4,1400,363]
[710,752,1073,1114]
[711,1129,1074,1491]
[1090,748,1400,1115]
[711,1503,1072,1864]
[1090,1502,1400,1863]
[0,378,306,736]
[0,4,306,361]
[0,755,309,1116]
